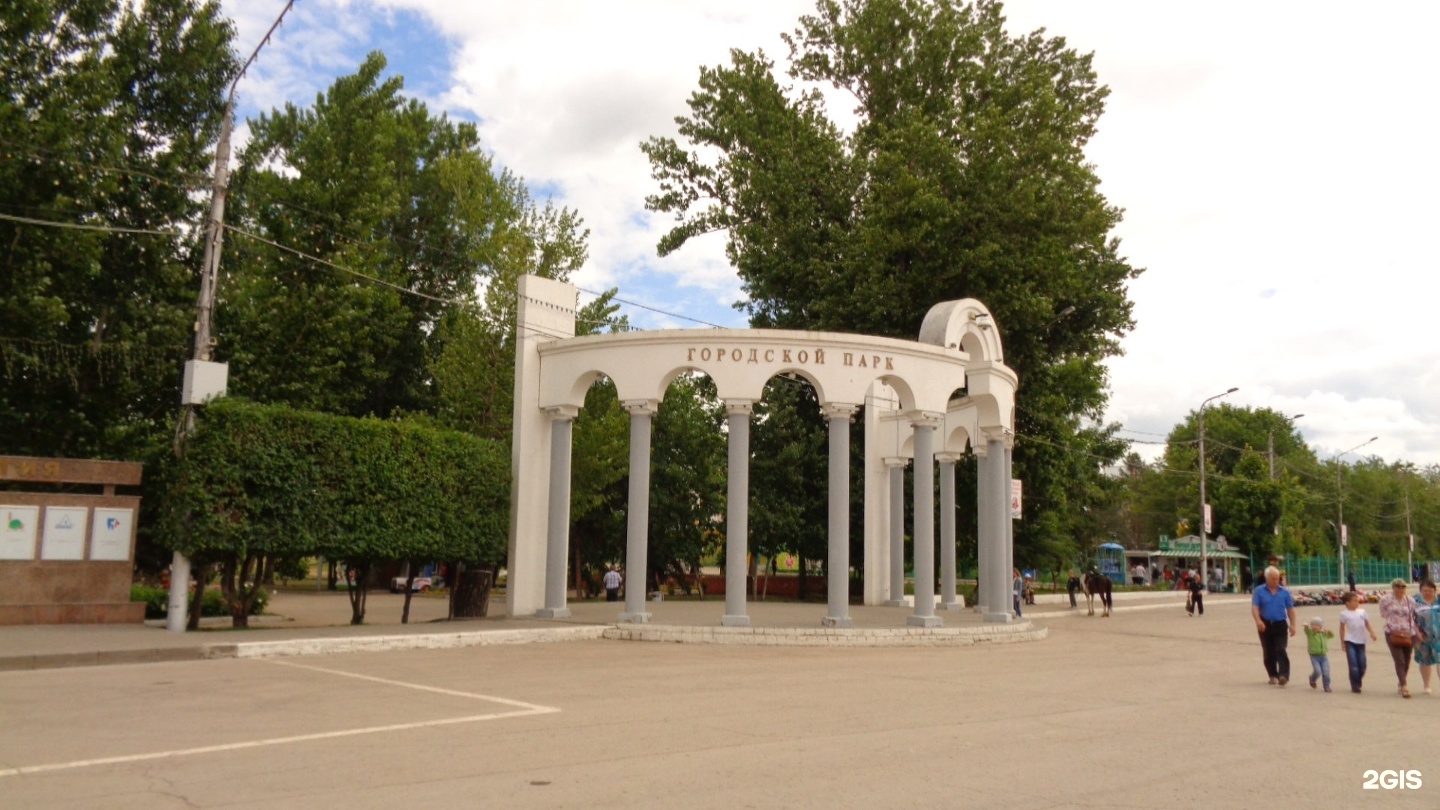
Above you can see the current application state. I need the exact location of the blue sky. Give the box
[221,0,1440,466]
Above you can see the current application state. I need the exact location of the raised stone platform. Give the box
[603,620,1045,646]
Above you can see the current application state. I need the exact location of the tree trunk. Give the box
[573,546,586,600]
[186,562,207,631]
[327,559,338,591]
[345,561,370,625]
[450,565,493,619]
[400,560,417,624]
[798,553,809,601]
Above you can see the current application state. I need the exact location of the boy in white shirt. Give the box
[1339,591,1379,693]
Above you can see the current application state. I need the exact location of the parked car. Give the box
[389,574,443,593]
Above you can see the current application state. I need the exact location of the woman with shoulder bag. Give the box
[1379,578,1424,698]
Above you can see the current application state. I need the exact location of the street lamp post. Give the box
[1268,413,1305,480]
[1269,413,1304,545]
[1198,387,1239,587]
[1336,436,1378,587]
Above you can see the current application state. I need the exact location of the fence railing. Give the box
[1258,555,1413,587]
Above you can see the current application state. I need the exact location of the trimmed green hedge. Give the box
[158,398,510,566]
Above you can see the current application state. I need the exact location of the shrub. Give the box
[130,584,268,619]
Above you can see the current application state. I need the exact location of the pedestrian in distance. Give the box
[1379,578,1424,698]
[1304,617,1334,692]
[1252,566,1297,686]
[1012,568,1023,618]
[1186,573,1204,617]
[603,566,622,602]
[1338,590,1378,693]
[1066,569,1081,609]
[1411,579,1440,695]
[1347,569,1357,593]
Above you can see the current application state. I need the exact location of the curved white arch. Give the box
[918,298,1005,364]
[537,329,966,414]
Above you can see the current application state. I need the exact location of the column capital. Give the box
[723,399,755,417]
[542,404,580,420]
[907,410,944,429]
[821,402,860,420]
[622,399,659,416]
[934,452,963,464]
[981,426,1014,448]
[883,456,909,469]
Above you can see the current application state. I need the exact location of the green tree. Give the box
[642,0,1140,562]
[1215,449,1283,559]
[222,51,587,420]
[749,377,831,596]
[647,374,727,591]
[0,0,236,458]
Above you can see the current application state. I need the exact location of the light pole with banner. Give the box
[1197,387,1239,588]
[1336,436,1378,587]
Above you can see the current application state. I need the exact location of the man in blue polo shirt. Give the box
[1251,566,1297,685]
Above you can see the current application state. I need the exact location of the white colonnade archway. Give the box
[507,274,1018,627]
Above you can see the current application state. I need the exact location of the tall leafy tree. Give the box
[0,0,236,458]
[647,375,727,591]
[643,0,1141,562]
[222,51,587,420]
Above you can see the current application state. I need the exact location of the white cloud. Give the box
[221,0,1440,464]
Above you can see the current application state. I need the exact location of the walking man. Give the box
[603,566,622,602]
[1252,565,1297,685]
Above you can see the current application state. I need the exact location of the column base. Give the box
[883,599,908,608]
[939,598,967,611]
[906,614,943,628]
[535,607,572,619]
[618,611,652,624]
[821,615,854,628]
[721,614,751,627]
[983,612,1013,624]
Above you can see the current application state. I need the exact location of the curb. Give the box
[603,621,1047,646]
[1030,595,1253,619]
[230,625,610,659]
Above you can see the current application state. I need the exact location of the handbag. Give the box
[1388,630,1414,649]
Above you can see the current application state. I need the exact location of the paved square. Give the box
[1,599,1433,808]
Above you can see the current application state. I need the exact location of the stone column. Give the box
[537,406,578,619]
[937,453,963,611]
[620,400,657,624]
[908,418,941,627]
[884,459,908,607]
[975,443,993,615]
[1004,437,1017,619]
[823,403,859,628]
[723,400,753,627]
[983,434,1011,623]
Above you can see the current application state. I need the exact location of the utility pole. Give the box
[1334,436,1378,590]
[1197,387,1238,586]
[167,2,297,633]
[1405,489,1414,582]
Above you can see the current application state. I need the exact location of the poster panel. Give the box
[41,506,89,560]
[0,505,40,560]
[89,507,135,562]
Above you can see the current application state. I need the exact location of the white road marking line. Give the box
[261,658,556,711]
[0,660,559,778]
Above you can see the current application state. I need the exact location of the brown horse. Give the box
[1084,571,1113,617]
